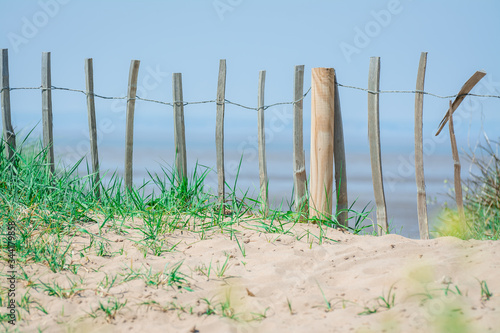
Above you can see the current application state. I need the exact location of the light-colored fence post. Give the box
[367,56,388,235]
[333,72,348,227]
[124,60,140,191]
[41,52,54,175]
[310,67,335,220]
[85,58,101,199]
[257,70,269,215]
[1,49,15,160]
[414,52,429,239]
[173,72,187,184]
[216,59,226,203]
[293,65,308,220]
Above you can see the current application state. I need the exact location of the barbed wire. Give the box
[0,86,314,110]
[49,86,127,100]
[336,83,500,99]
[0,84,498,112]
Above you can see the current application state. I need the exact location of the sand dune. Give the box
[6,216,500,333]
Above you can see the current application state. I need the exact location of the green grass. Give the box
[0,134,375,276]
[87,298,127,323]
[0,133,375,327]
[434,140,500,240]
[357,284,397,315]
[38,277,84,299]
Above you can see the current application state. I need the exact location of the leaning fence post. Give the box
[368,56,388,235]
[333,72,348,227]
[257,70,269,215]
[173,73,187,184]
[216,59,227,203]
[293,65,308,220]
[124,59,140,191]
[434,70,486,233]
[414,52,429,239]
[447,100,467,231]
[310,67,335,221]
[1,49,16,161]
[85,58,101,199]
[42,52,54,175]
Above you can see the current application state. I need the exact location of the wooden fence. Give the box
[0,48,488,239]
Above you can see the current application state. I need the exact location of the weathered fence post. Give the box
[42,52,54,175]
[173,72,187,184]
[216,59,226,203]
[85,58,101,199]
[436,71,486,232]
[1,49,16,160]
[310,67,335,220]
[368,57,388,235]
[434,70,487,234]
[447,100,467,230]
[293,65,308,220]
[257,70,269,215]
[414,52,429,239]
[124,60,140,191]
[333,73,348,227]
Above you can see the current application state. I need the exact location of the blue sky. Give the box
[2,0,499,151]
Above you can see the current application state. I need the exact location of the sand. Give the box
[4,215,500,333]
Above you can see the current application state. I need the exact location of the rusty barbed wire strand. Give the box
[0,84,498,112]
[336,83,500,99]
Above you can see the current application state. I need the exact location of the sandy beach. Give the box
[6,214,499,333]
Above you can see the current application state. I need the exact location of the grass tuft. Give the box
[435,140,500,240]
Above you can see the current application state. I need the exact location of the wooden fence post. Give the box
[42,52,54,175]
[447,100,467,231]
[293,65,308,220]
[173,72,187,183]
[367,57,388,235]
[434,69,487,233]
[414,52,429,239]
[257,70,269,215]
[124,60,140,191]
[85,58,101,199]
[310,67,335,220]
[1,49,16,160]
[333,73,348,227]
[216,59,226,203]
